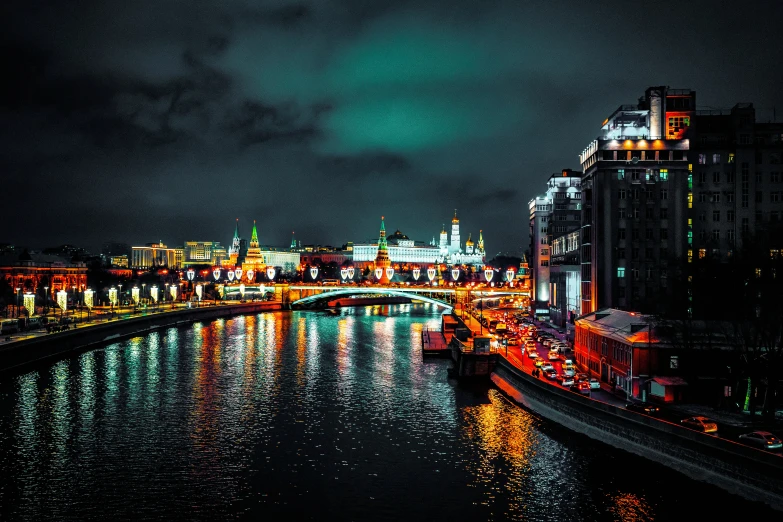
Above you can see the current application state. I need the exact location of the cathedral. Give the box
[433,211,485,266]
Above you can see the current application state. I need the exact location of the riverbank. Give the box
[0,301,282,374]
[491,356,783,511]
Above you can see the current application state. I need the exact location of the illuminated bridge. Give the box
[287,285,529,310]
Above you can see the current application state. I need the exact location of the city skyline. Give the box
[3,1,783,254]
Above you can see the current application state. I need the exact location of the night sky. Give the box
[3,0,782,256]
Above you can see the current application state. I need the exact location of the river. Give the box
[0,304,778,520]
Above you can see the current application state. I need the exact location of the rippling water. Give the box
[0,305,778,521]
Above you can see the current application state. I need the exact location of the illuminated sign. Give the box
[506,268,515,281]
[451,268,459,281]
[310,267,318,280]
[150,286,158,303]
[234,268,243,281]
[340,268,348,280]
[266,266,276,281]
[227,270,235,281]
[132,287,140,304]
[484,268,494,282]
[186,269,195,281]
[347,267,355,279]
[427,267,436,281]
[375,268,383,280]
[213,268,221,280]
[247,269,255,282]
[109,287,118,306]
[385,267,394,280]
[412,267,420,280]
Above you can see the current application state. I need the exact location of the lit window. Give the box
[617,267,625,278]
[659,169,668,181]
[617,169,625,180]
[699,248,706,259]
[755,268,762,278]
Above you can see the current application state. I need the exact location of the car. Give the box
[541,362,554,372]
[548,350,560,361]
[534,358,544,368]
[570,382,591,395]
[562,367,576,378]
[737,431,782,450]
[507,338,520,345]
[527,349,539,359]
[680,416,718,433]
[560,376,575,387]
[544,370,558,380]
[589,378,601,390]
[625,402,661,416]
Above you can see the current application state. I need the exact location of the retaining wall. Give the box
[0,302,282,374]
[493,357,783,511]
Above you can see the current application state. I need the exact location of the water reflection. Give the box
[0,305,778,521]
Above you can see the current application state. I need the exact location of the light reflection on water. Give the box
[0,305,779,521]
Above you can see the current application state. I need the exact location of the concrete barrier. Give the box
[0,302,282,374]
[492,357,783,511]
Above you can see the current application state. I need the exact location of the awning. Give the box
[650,376,688,386]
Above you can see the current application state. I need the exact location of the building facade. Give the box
[131,243,180,269]
[0,252,88,298]
[182,241,226,267]
[690,104,783,261]
[579,86,694,315]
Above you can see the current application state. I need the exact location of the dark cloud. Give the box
[1,0,782,255]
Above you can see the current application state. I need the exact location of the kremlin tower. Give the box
[242,220,265,274]
[227,219,241,266]
[374,216,392,283]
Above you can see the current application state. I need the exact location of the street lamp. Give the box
[15,287,20,318]
[142,283,146,308]
[118,283,123,315]
[44,286,49,319]
[72,285,77,323]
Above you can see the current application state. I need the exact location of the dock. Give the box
[422,328,450,357]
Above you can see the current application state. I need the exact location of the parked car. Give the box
[570,381,591,395]
[625,402,661,416]
[680,416,718,433]
[737,431,782,450]
[589,378,601,390]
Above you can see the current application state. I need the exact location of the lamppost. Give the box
[142,283,146,309]
[72,285,77,323]
[118,283,123,315]
[15,287,20,318]
[44,286,49,320]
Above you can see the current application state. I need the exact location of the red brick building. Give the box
[0,251,88,300]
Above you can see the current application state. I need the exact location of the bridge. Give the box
[286,284,529,310]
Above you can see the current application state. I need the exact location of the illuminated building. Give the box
[183,241,226,267]
[227,219,241,266]
[373,217,392,283]
[0,250,87,296]
[353,212,484,268]
[579,86,694,315]
[131,242,180,269]
[529,169,582,317]
[110,255,129,268]
[241,221,265,274]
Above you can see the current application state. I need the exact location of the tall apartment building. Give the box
[529,169,582,319]
[528,195,551,316]
[579,86,694,315]
[690,104,783,260]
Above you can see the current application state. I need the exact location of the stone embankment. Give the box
[492,357,783,511]
[0,302,281,374]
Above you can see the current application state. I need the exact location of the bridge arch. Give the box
[292,287,453,311]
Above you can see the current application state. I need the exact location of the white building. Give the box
[131,242,180,269]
